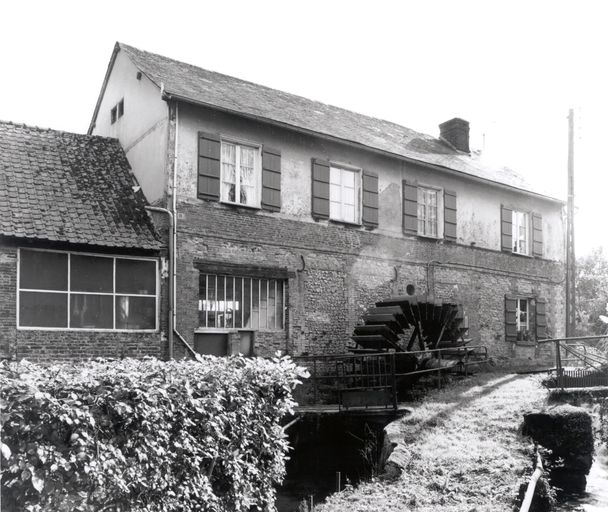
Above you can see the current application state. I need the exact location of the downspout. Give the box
[171,101,179,355]
[171,102,194,356]
[145,206,174,359]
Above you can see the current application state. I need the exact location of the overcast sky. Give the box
[2,0,606,256]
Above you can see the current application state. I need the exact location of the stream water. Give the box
[275,414,388,512]
[555,444,608,512]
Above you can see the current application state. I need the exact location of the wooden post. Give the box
[313,359,318,404]
[566,108,576,338]
[390,352,398,411]
[555,340,564,389]
[437,350,442,389]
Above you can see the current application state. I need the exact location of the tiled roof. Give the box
[0,121,160,250]
[116,43,558,201]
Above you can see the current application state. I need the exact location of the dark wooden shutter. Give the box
[535,297,547,340]
[444,190,457,242]
[505,295,517,342]
[402,180,418,235]
[501,206,513,252]
[532,213,543,258]
[197,132,221,200]
[311,159,330,220]
[261,147,281,211]
[362,170,379,228]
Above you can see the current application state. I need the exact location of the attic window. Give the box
[110,99,124,125]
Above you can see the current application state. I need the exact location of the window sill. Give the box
[511,251,534,258]
[514,341,537,347]
[17,326,159,333]
[195,328,285,333]
[219,200,261,211]
[328,218,362,228]
[195,328,240,334]
[417,234,444,242]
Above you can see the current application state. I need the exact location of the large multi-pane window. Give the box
[329,166,359,223]
[512,210,529,255]
[198,274,285,330]
[221,140,260,207]
[417,186,439,237]
[18,249,157,330]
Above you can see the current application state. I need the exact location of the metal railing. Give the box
[539,335,608,389]
[293,346,488,411]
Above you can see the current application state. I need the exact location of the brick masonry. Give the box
[174,199,565,366]
[0,242,167,362]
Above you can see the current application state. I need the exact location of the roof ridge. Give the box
[117,42,432,141]
[0,119,116,141]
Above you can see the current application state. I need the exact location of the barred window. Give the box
[198,274,285,330]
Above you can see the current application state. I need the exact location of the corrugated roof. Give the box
[116,42,558,200]
[0,121,160,250]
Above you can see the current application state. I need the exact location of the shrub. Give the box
[0,355,307,511]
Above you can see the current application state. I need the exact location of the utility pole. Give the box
[565,109,576,337]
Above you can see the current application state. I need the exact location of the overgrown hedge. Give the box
[0,355,307,511]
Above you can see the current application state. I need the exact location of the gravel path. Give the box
[317,372,548,512]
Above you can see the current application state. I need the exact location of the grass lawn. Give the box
[317,372,548,512]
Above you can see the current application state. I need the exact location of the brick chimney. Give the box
[439,118,470,153]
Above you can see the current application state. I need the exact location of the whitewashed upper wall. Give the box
[174,103,564,261]
[91,51,169,204]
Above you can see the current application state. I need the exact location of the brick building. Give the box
[0,121,164,360]
[88,43,565,365]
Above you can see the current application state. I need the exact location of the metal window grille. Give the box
[198,274,286,330]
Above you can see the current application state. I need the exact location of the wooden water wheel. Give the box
[351,294,469,353]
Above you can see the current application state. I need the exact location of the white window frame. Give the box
[417,185,443,238]
[515,298,530,339]
[512,210,530,255]
[17,248,159,332]
[197,274,286,332]
[329,163,361,224]
[219,137,262,208]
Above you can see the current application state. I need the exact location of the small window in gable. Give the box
[329,165,360,224]
[118,99,124,118]
[110,106,117,124]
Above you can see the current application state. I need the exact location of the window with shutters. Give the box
[512,210,529,255]
[18,249,158,331]
[329,165,360,224]
[516,298,530,339]
[417,186,443,238]
[198,274,286,331]
[505,295,547,342]
[220,140,261,207]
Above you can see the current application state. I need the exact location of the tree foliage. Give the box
[576,247,608,336]
[0,355,307,512]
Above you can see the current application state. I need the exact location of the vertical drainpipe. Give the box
[171,102,179,356]
[149,93,180,361]
[145,206,174,359]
